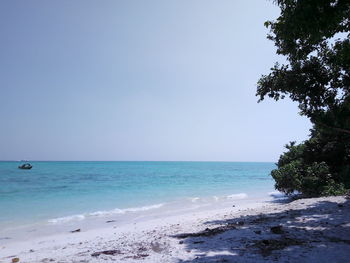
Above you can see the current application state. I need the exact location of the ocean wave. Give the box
[48,214,85,224]
[48,203,164,224]
[189,193,248,203]
[121,203,164,213]
[89,204,165,216]
[89,208,125,216]
[226,193,248,200]
[189,197,200,203]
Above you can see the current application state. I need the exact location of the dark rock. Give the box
[338,204,344,208]
[254,230,262,235]
[193,241,204,244]
[106,220,116,223]
[70,229,81,233]
[270,225,283,234]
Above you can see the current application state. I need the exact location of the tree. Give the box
[257,0,350,196]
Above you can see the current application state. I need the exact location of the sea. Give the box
[0,161,278,241]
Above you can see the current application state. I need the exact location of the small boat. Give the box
[18,163,33,170]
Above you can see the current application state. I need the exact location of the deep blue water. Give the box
[0,161,275,226]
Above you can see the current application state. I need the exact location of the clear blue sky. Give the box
[0,0,311,161]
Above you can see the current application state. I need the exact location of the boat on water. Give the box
[18,163,33,169]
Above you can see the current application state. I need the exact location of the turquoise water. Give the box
[0,161,275,227]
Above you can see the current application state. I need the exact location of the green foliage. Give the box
[268,0,350,60]
[271,160,303,195]
[321,180,347,196]
[272,143,347,196]
[258,0,350,196]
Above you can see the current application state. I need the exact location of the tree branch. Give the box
[317,122,350,135]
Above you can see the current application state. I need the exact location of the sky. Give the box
[0,0,311,162]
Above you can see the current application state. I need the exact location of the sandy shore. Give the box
[1,195,349,263]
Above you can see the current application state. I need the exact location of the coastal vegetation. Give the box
[257,0,350,196]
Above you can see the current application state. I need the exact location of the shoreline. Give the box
[0,191,274,244]
[1,193,273,242]
[1,195,349,262]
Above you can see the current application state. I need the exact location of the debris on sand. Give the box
[252,238,304,256]
[175,224,237,239]
[91,249,123,257]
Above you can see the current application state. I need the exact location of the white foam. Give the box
[189,197,200,203]
[88,204,164,216]
[122,203,164,212]
[48,203,164,224]
[48,214,85,224]
[89,208,125,217]
[226,193,248,200]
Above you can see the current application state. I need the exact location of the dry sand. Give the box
[1,195,349,263]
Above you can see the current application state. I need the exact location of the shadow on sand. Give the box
[172,197,350,263]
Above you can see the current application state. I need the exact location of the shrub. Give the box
[272,141,348,197]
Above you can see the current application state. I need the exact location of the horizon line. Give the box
[0,160,276,163]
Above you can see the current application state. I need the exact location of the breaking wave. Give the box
[226,193,248,200]
[48,203,164,224]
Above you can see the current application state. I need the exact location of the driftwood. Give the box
[91,249,123,257]
[174,224,238,239]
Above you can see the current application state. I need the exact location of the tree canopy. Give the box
[257,0,350,196]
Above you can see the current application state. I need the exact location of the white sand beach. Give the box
[1,195,349,263]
